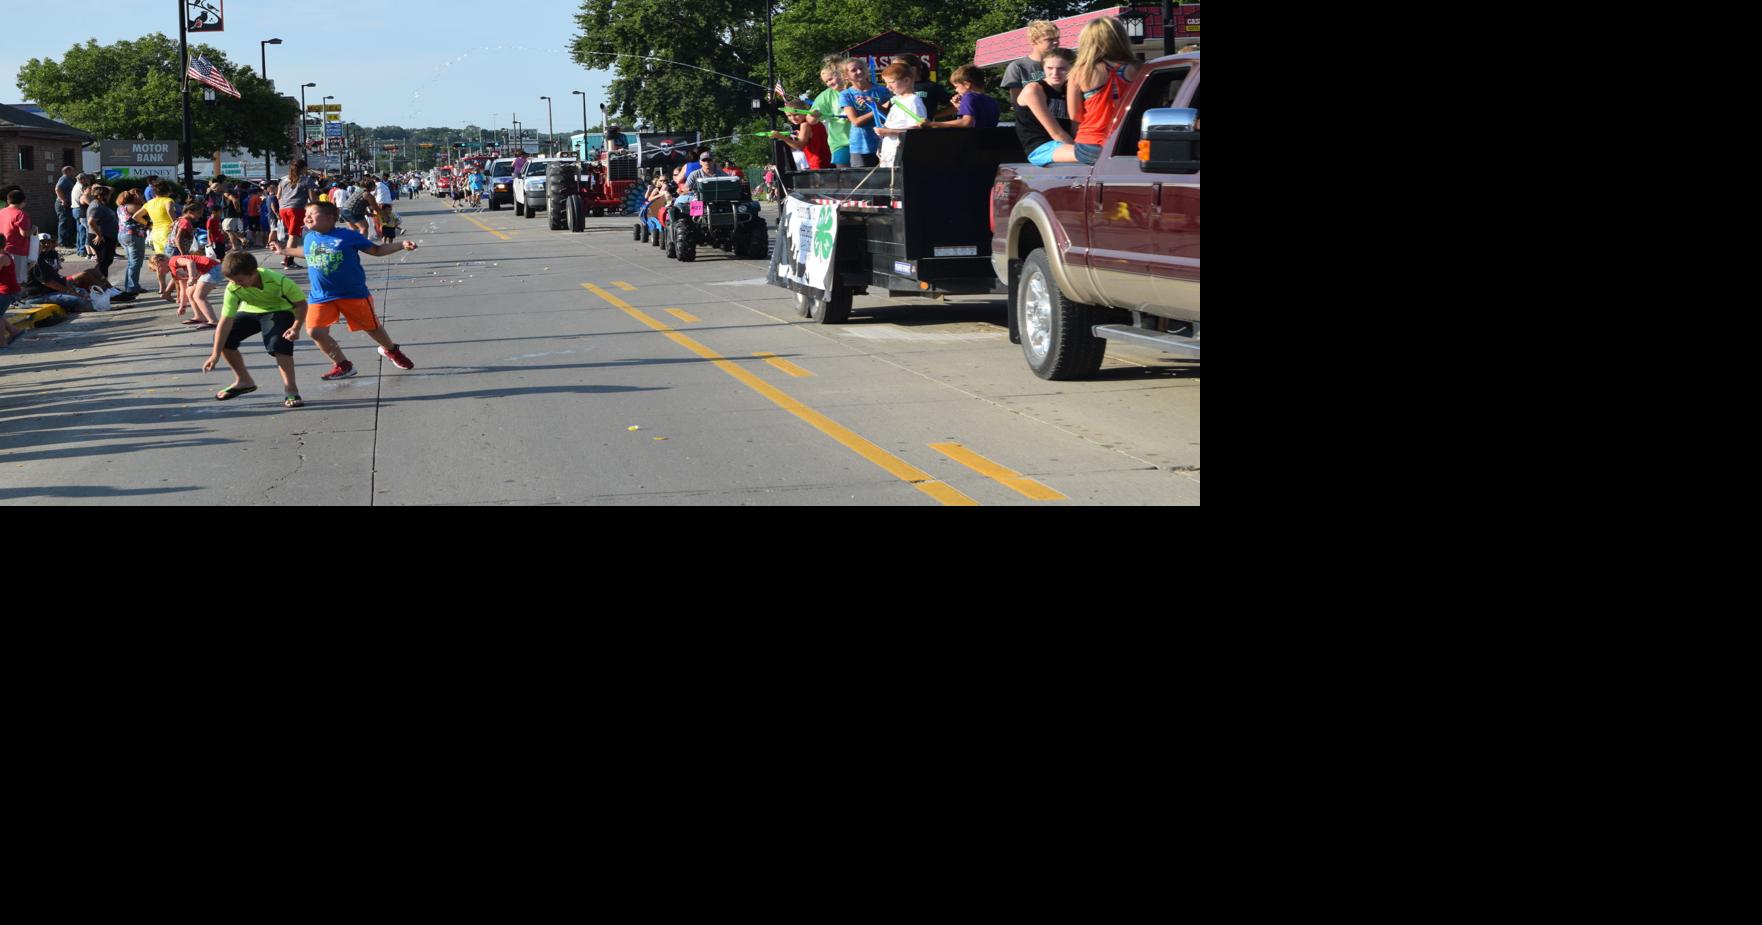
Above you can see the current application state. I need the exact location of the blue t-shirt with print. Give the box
[302,227,376,303]
[838,86,889,154]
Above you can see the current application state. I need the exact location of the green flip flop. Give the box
[216,385,258,401]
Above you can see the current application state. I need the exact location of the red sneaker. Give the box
[321,360,357,380]
[378,345,415,370]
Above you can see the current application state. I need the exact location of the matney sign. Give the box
[101,140,180,166]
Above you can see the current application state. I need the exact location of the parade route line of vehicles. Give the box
[428,53,1198,381]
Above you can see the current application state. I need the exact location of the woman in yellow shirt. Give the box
[130,180,181,298]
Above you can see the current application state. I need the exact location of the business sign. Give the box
[323,155,342,172]
[326,123,344,139]
[186,0,224,32]
[306,104,343,113]
[101,140,180,166]
[102,166,180,181]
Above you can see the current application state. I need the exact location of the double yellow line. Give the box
[583,283,977,506]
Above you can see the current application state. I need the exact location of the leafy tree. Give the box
[572,0,776,146]
[16,35,300,164]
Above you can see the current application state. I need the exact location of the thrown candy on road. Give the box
[628,426,641,431]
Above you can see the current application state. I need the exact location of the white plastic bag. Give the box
[87,286,116,312]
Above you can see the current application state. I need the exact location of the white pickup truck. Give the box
[514,158,565,219]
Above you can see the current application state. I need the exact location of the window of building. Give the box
[18,146,35,171]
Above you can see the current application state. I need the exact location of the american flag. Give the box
[187,55,241,99]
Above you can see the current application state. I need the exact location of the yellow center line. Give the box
[460,213,511,240]
[612,281,639,291]
[930,443,1069,502]
[665,309,702,324]
[754,352,814,378]
[583,283,976,506]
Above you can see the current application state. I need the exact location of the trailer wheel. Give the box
[811,282,851,324]
[635,222,646,242]
[795,290,815,318]
[516,201,526,217]
[1019,249,1107,380]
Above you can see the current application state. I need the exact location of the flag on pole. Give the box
[187,55,241,98]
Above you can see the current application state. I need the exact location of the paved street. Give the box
[1,197,1199,505]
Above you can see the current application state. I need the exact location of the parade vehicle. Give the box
[662,173,768,263]
[595,131,702,216]
[768,128,1025,324]
[486,157,517,210]
[514,157,569,218]
[991,52,1201,378]
[433,165,455,192]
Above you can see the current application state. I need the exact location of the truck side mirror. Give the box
[1138,108,1200,175]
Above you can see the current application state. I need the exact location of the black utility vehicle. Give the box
[664,175,769,262]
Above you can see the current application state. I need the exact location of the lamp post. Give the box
[300,82,316,164]
[261,39,282,182]
[572,90,587,159]
[322,96,335,172]
[540,96,554,155]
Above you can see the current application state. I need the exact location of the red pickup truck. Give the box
[991,51,1200,379]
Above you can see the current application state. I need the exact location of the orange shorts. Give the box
[307,297,380,333]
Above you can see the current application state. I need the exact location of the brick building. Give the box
[0,103,96,233]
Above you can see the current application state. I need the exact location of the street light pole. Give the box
[540,96,554,155]
[322,96,335,173]
[300,83,315,165]
[261,38,282,182]
[573,91,587,159]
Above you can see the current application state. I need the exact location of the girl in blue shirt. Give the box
[838,59,891,168]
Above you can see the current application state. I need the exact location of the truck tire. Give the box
[811,282,851,324]
[1019,249,1107,380]
[568,195,584,233]
[743,219,769,259]
[516,201,526,217]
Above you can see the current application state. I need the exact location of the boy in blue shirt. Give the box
[268,201,418,381]
[929,65,1001,130]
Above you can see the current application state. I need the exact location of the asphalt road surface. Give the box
[0,197,1199,505]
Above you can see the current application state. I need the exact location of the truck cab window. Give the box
[1112,67,1194,157]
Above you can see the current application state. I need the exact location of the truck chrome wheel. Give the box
[1022,267,1054,363]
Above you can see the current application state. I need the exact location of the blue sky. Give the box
[1,0,618,134]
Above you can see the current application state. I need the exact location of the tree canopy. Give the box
[16,35,300,161]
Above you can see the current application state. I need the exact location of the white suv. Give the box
[514,158,564,219]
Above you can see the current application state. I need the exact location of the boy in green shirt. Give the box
[203,251,309,408]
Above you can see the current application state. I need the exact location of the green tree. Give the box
[17,35,300,164]
[572,0,775,145]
